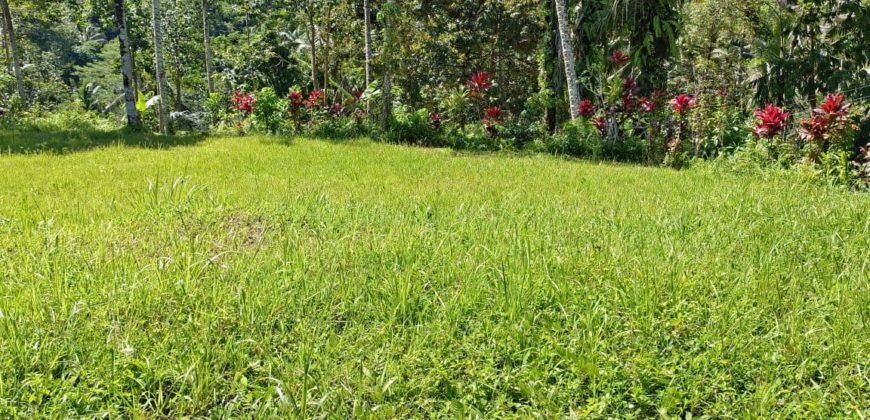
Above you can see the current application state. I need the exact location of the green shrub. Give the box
[204,92,233,129]
[548,119,602,157]
[250,87,286,134]
[389,106,439,146]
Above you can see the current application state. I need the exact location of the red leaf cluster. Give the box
[753,104,790,139]
[578,99,596,118]
[468,71,492,95]
[799,93,853,144]
[482,106,503,127]
[671,94,696,115]
[305,89,325,109]
[430,112,442,128]
[639,97,656,113]
[232,91,255,116]
[608,50,630,66]
[592,117,607,135]
[288,90,304,113]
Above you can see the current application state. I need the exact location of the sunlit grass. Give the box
[0,135,867,417]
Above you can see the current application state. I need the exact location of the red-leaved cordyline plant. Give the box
[608,50,630,66]
[305,89,325,109]
[817,93,849,116]
[671,94,696,115]
[482,106,502,126]
[639,97,656,113]
[799,93,854,143]
[753,104,790,139]
[578,99,596,118]
[232,90,255,116]
[592,116,607,135]
[430,112,442,129]
[331,102,344,117]
[798,93,857,161]
[288,90,304,114]
[622,94,637,114]
[482,106,503,135]
[468,71,492,98]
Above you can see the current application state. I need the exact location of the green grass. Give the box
[0,135,868,417]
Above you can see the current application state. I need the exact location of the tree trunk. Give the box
[114,0,139,127]
[554,0,581,119]
[0,19,10,72]
[539,0,560,133]
[151,0,169,135]
[363,0,373,115]
[0,0,24,102]
[380,2,397,131]
[364,0,373,87]
[201,0,214,94]
[322,4,332,90]
[382,70,391,130]
[306,2,318,90]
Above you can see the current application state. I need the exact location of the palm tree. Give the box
[114,0,139,127]
[151,0,169,135]
[202,0,214,94]
[303,0,318,89]
[379,1,398,130]
[554,0,581,119]
[0,0,24,102]
[364,0,373,114]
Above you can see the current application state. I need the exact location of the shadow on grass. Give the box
[0,127,206,155]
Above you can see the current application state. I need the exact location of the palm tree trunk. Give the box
[554,0,581,119]
[0,0,24,102]
[539,0,560,133]
[201,0,214,94]
[151,0,169,135]
[364,0,373,115]
[322,3,332,90]
[114,0,139,127]
[380,2,397,131]
[306,2,318,90]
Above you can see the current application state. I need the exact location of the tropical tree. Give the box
[364,0,373,114]
[379,0,398,130]
[0,0,23,101]
[202,0,214,94]
[114,0,139,127]
[151,0,169,134]
[555,0,581,118]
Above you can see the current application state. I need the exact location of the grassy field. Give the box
[0,134,868,417]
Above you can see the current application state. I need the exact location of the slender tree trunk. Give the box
[174,65,183,111]
[151,0,169,134]
[539,0,560,133]
[382,70,391,130]
[114,0,139,127]
[0,0,24,102]
[380,2,396,131]
[554,0,580,119]
[0,20,10,72]
[306,3,318,90]
[201,0,214,94]
[322,4,331,90]
[363,0,373,115]
[131,48,140,95]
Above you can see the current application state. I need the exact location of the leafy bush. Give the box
[547,119,602,157]
[204,92,233,129]
[250,87,286,134]
[389,106,439,146]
